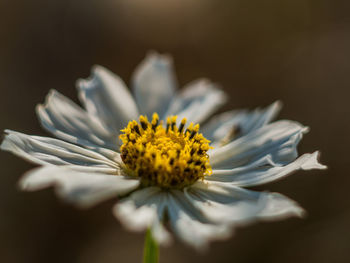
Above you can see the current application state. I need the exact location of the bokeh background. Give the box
[0,0,349,262]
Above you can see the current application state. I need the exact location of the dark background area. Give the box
[0,0,349,262]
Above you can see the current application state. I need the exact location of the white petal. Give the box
[167,190,232,250]
[202,101,282,147]
[19,165,140,208]
[1,130,119,169]
[132,52,176,119]
[209,151,326,186]
[185,181,267,225]
[77,65,139,134]
[209,120,308,168]
[113,187,172,246]
[36,90,119,154]
[188,181,305,224]
[257,192,306,219]
[165,79,227,124]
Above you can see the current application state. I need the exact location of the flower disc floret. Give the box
[119,113,212,189]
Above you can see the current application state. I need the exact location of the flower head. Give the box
[120,113,212,189]
[1,52,326,249]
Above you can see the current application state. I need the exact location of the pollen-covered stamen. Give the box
[151,113,159,131]
[139,115,149,130]
[166,117,170,133]
[133,121,141,135]
[178,118,186,133]
[119,113,212,189]
[189,124,200,139]
[170,116,177,132]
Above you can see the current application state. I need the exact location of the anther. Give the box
[189,124,200,139]
[151,113,159,131]
[178,118,186,133]
[193,124,200,132]
[185,123,194,136]
[129,133,136,141]
[170,116,177,131]
[139,116,148,130]
[166,117,171,133]
[134,124,141,135]
[189,131,196,139]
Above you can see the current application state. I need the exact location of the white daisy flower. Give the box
[1,52,326,250]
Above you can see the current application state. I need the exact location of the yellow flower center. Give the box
[119,113,212,189]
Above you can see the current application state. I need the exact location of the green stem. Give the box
[143,228,159,263]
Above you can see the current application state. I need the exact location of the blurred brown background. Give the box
[0,0,349,262]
